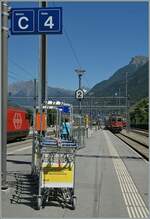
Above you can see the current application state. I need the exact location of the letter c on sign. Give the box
[18,16,29,30]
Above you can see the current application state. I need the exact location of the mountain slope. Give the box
[87,56,148,105]
[8,80,74,106]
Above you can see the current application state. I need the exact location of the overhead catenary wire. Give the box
[9,2,91,90]
[8,70,22,78]
[9,70,18,75]
[8,71,19,81]
[8,74,16,80]
[63,28,92,90]
[8,57,36,80]
[52,1,82,68]
[8,96,34,99]
[8,68,34,81]
[84,76,91,90]
[51,1,91,89]
[63,27,81,68]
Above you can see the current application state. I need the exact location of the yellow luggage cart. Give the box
[36,137,78,210]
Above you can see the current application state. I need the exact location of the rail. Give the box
[131,128,149,137]
[115,132,149,161]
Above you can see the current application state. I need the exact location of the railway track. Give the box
[131,128,149,137]
[7,138,32,148]
[115,132,149,161]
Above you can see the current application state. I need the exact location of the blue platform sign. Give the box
[11,7,62,35]
[11,9,35,34]
[58,106,70,113]
[38,9,61,33]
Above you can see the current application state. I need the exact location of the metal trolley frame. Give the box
[35,137,78,210]
[32,101,79,210]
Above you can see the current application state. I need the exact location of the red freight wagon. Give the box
[7,106,30,141]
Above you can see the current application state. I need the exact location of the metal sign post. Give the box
[39,1,47,131]
[1,0,9,190]
[75,69,85,145]
[31,79,37,173]
[125,72,129,132]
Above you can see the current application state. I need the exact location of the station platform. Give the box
[2,129,149,218]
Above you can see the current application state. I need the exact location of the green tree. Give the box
[129,98,148,128]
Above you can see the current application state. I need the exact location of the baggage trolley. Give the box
[35,137,79,210]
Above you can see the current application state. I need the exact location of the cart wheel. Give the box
[60,202,65,209]
[71,196,76,210]
[37,197,41,210]
[69,188,74,196]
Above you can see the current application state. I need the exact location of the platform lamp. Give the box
[75,68,86,115]
[75,69,86,89]
[75,68,86,143]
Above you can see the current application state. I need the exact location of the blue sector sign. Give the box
[58,106,70,113]
[11,7,62,34]
[38,9,61,33]
[11,10,35,33]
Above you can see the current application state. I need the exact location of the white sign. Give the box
[75,89,84,100]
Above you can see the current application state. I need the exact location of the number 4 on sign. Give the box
[44,16,54,29]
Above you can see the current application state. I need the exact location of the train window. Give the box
[117,118,122,121]
[112,118,116,122]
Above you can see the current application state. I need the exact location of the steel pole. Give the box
[125,72,129,131]
[39,0,47,104]
[31,79,36,173]
[38,1,47,136]
[90,97,92,129]
[78,74,82,117]
[1,0,9,190]
[41,33,47,104]
[127,96,130,131]
[78,75,82,144]
[79,74,81,89]
[119,88,121,114]
[75,69,85,144]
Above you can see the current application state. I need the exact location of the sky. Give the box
[8,1,148,90]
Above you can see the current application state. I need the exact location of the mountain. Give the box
[87,56,148,105]
[8,56,148,108]
[8,80,74,107]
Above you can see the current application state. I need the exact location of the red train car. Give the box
[7,106,30,141]
[122,118,127,127]
[105,115,124,133]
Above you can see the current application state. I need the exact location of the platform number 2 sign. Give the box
[75,89,84,100]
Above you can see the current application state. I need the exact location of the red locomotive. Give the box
[122,118,127,127]
[7,105,30,141]
[105,114,124,133]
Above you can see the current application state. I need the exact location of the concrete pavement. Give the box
[2,129,149,218]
